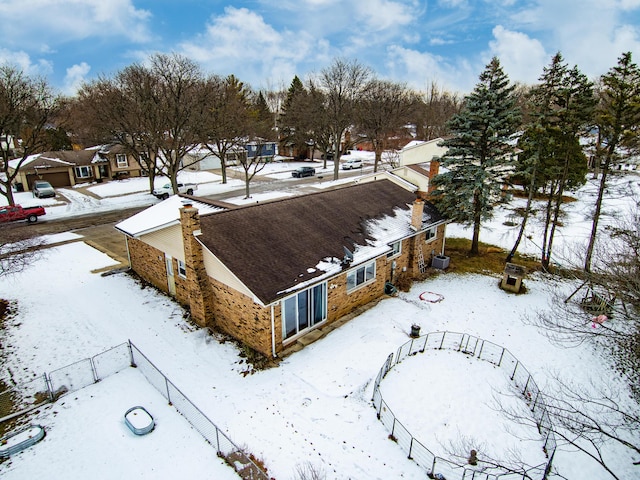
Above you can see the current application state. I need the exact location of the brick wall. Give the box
[180,205,216,328]
[128,237,191,306]
[209,278,274,357]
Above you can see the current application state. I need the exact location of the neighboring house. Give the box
[184,142,278,172]
[398,138,447,167]
[90,144,145,180]
[115,180,448,358]
[10,145,144,190]
[10,150,95,190]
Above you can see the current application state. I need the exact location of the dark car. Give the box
[292,166,316,178]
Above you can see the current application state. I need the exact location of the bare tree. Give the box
[0,65,59,205]
[316,58,372,180]
[518,200,640,479]
[355,79,416,172]
[198,74,252,184]
[0,224,45,277]
[74,65,163,193]
[147,53,207,193]
[236,91,277,199]
[413,81,462,141]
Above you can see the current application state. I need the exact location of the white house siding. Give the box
[399,139,447,167]
[140,225,185,262]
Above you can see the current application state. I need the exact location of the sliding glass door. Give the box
[283,283,327,341]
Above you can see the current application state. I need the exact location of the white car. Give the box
[152,182,197,200]
[341,158,363,170]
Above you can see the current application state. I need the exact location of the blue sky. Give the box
[1,0,639,96]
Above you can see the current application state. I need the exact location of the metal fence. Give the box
[0,341,269,480]
[1,342,131,422]
[128,342,270,480]
[372,331,556,480]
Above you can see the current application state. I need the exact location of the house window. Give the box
[346,261,376,292]
[116,154,129,168]
[283,283,327,341]
[425,226,437,242]
[387,241,401,258]
[177,260,187,278]
[74,166,92,178]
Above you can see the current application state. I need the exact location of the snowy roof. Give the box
[197,180,445,305]
[115,195,227,237]
[8,150,95,169]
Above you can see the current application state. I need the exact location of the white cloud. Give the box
[488,25,548,85]
[179,7,324,88]
[0,48,53,77]
[0,0,153,48]
[513,0,640,80]
[63,62,91,96]
[385,45,479,93]
[354,0,416,31]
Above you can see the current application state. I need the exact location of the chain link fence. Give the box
[1,342,131,422]
[372,331,556,480]
[1,341,269,480]
[128,342,270,480]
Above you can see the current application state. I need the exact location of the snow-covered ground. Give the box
[0,164,638,480]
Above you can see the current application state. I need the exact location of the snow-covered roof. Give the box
[197,180,445,305]
[115,195,226,237]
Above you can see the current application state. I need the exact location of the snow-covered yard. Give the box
[1,169,639,480]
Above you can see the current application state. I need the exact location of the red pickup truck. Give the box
[0,204,46,223]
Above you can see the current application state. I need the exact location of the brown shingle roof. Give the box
[39,150,95,166]
[197,180,444,305]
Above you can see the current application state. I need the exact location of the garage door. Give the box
[26,172,71,189]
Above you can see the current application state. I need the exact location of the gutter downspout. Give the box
[270,304,277,358]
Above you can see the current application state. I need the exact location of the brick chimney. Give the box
[427,160,440,194]
[180,204,215,328]
[410,197,424,231]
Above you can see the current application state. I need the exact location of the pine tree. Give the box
[431,57,521,255]
[508,53,594,269]
[279,76,310,159]
[584,52,640,272]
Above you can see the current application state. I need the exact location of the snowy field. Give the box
[1,166,639,480]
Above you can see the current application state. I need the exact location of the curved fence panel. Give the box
[409,438,436,471]
[477,339,507,366]
[372,331,557,480]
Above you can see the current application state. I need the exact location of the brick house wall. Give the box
[209,278,274,356]
[126,201,447,359]
[127,237,191,306]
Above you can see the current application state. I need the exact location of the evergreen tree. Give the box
[584,52,640,272]
[279,76,310,159]
[431,57,521,255]
[508,53,594,269]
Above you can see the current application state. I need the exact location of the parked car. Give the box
[152,182,197,200]
[291,167,316,178]
[341,158,363,170]
[0,204,46,223]
[32,181,56,199]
